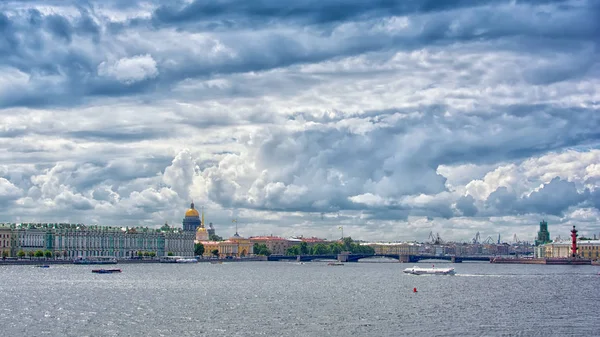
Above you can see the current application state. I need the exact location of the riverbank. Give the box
[490,257,593,265]
[0,256,267,266]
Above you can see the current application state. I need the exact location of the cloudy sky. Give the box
[1,0,599,243]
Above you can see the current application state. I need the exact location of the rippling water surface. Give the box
[1,261,598,336]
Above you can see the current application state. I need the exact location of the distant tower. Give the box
[207,223,215,238]
[535,220,551,246]
[570,226,578,258]
[182,202,201,232]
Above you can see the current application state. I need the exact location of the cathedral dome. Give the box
[185,208,199,217]
[185,202,199,217]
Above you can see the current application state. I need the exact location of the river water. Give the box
[1,261,598,337]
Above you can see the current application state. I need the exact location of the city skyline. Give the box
[0,0,599,243]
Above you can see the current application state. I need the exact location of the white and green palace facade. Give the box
[1,223,194,258]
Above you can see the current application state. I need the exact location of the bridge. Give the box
[267,254,492,263]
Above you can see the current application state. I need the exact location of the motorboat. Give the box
[36,265,50,268]
[403,266,455,275]
[327,262,344,266]
[175,258,198,263]
[92,268,122,274]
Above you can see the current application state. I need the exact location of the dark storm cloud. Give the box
[203,101,600,215]
[432,105,600,167]
[67,127,172,142]
[456,195,478,216]
[150,0,571,26]
[1,0,598,108]
[485,177,591,216]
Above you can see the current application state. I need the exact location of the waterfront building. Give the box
[538,240,600,259]
[3,223,194,258]
[365,242,420,255]
[197,232,254,258]
[191,207,253,257]
[578,240,600,260]
[535,220,551,246]
[182,202,201,232]
[249,236,292,255]
[14,225,46,255]
[0,224,14,257]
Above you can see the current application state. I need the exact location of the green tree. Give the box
[342,237,353,251]
[34,250,44,258]
[167,251,174,256]
[253,243,271,256]
[138,251,144,257]
[211,249,219,257]
[285,245,301,256]
[149,252,156,257]
[27,251,35,258]
[2,250,9,258]
[311,243,331,255]
[44,250,53,259]
[17,250,25,258]
[299,242,309,255]
[328,242,344,254]
[143,252,150,257]
[194,243,205,256]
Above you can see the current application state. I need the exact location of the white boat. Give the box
[327,262,344,266]
[175,258,198,263]
[403,266,455,275]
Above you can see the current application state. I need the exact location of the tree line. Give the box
[285,237,374,256]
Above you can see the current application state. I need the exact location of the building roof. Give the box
[184,202,199,217]
[249,236,288,241]
[363,242,421,246]
[545,240,600,246]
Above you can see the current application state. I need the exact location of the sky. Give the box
[0,0,599,243]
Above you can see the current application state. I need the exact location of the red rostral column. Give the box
[570,226,578,258]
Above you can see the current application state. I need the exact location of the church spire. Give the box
[201,206,205,229]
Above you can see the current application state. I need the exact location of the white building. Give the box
[535,240,600,260]
[5,223,194,258]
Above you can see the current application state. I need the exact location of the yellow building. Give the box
[365,242,420,255]
[195,207,209,241]
[542,240,600,259]
[0,225,13,257]
[249,236,292,255]
[190,206,254,257]
[196,233,254,258]
[577,240,600,260]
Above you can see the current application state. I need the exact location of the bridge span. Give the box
[267,254,492,263]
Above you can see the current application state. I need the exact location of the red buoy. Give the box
[413,287,417,293]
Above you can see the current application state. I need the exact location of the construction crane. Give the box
[483,236,494,244]
[428,231,443,245]
[513,234,520,244]
[472,232,481,244]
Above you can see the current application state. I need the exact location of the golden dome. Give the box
[185,208,199,217]
[185,202,200,217]
[196,227,207,233]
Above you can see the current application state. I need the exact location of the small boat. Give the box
[327,262,344,266]
[92,269,122,274]
[403,266,455,275]
[175,258,198,263]
[36,265,50,268]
